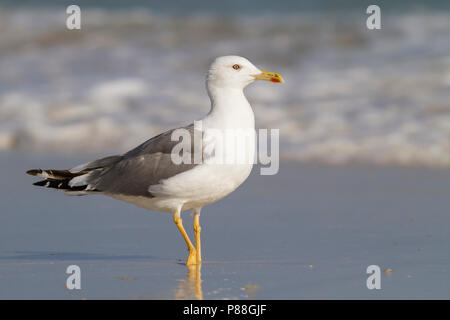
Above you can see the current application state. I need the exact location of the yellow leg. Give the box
[193,210,202,263]
[173,210,196,266]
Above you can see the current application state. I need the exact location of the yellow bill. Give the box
[253,70,284,83]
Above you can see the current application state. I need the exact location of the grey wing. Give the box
[77,124,202,197]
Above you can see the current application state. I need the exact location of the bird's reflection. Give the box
[174,264,203,300]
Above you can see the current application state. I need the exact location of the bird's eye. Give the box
[232,64,241,70]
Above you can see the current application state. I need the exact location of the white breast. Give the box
[147,88,256,212]
[112,83,257,213]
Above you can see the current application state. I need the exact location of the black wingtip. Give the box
[26,169,42,176]
[31,178,96,192]
[32,180,48,186]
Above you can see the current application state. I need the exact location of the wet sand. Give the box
[1,151,450,299]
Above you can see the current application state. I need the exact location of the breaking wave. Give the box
[0,6,449,167]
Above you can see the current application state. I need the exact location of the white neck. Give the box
[203,84,255,130]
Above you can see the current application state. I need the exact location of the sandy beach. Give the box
[1,0,449,301]
[1,151,449,299]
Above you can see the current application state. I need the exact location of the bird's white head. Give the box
[206,55,284,94]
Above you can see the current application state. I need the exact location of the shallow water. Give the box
[1,152,449,299]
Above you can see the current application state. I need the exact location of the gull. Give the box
[26,56,283,265]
